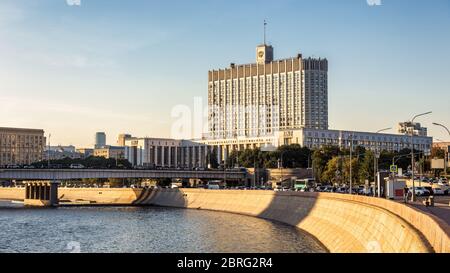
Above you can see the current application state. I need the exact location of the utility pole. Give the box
[47,133,51,169]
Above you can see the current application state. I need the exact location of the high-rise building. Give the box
[0,127,45,166]
[199,43,432,163]
[207,44,328,140]
[95,132,106,149]
[117,134,132,146]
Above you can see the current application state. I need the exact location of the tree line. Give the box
[224,145,425,185]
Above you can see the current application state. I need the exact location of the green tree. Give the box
[108,178,125,188]
[342,157,361,185]
[312,146,340,182]
[431,147,445,159]
[321,157,342,185]
[156,178,172,187]
[278,145,312,168]
[359,150,375,183]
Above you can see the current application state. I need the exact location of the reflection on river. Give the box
[0,201,326,253]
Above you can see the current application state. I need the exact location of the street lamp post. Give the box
[433,123,450,176]
[47,133,51,169]
[349,134,353,194]
[374,127,392,197]
[277,150,288,188]
[410,111,432,202]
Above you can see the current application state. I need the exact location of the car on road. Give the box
[409,187,430,196]
[431,188,445,195]
[70,164,85,169]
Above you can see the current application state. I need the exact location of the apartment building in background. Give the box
[117,134,132,146]
[0,127,45,166]
[398,122,428,137]
[93,146,125,160]
[76,148,94,158]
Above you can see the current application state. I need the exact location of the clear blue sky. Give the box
[1,0,449,147]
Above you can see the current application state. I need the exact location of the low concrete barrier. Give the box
[0,187,142,205]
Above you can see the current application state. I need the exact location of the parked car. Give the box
[438,177,448,186]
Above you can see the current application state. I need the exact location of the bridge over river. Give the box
[0,169,247,181]
[0,168,247,207]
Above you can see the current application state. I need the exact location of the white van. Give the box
[207,184,220,190]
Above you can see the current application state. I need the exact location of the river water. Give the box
[0,201,326,253]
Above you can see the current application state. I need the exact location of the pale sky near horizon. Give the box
[1,0,449,148]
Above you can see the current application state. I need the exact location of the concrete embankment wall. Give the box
[1,187,448,253]
[58,188,142,204]
[137,189,450,253]
[0,187,24,201]
[0,187,142,205]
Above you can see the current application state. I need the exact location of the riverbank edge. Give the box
[0,187,448,253]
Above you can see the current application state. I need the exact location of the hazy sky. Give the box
[1,0,449,147]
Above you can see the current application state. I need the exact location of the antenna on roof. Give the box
[263,19,267,45]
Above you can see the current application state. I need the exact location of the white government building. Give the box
[124,43,432,167]
[124,138,209,168]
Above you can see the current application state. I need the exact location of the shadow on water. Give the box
[133,188,326,252]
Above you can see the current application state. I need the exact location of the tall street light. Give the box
[433,123,450,176]
[410,111,432,202]
[349,134,353,194]
[373,127,392,197]
[47,133,51,169]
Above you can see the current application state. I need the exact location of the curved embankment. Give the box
[136,189,450,253]
[1,187,448,253]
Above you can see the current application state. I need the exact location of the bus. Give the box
[294,178,315,191]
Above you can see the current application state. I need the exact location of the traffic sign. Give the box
[390,165,398,173]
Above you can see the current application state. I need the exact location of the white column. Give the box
[174,147,178,168]
[217,145,222,165]
[168,146,172,168]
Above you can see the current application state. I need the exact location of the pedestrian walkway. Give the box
[406,199,450,225]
